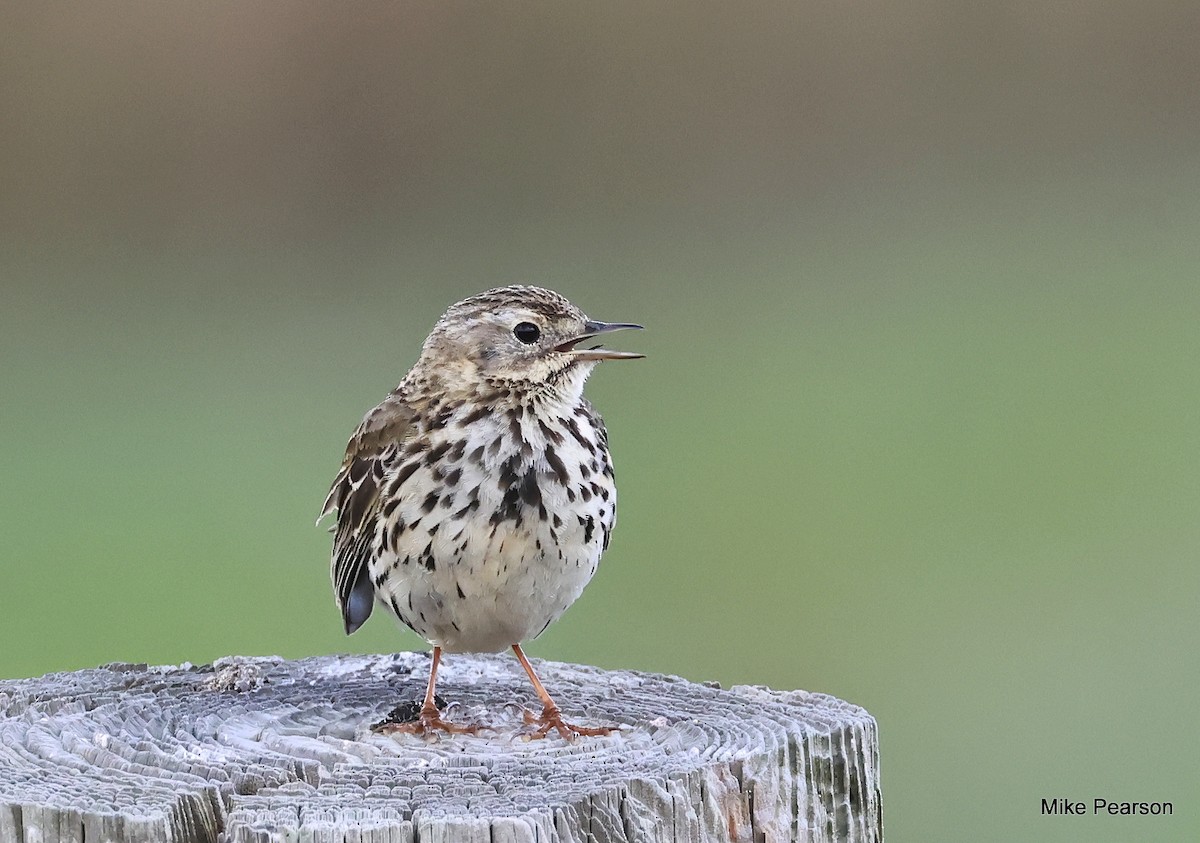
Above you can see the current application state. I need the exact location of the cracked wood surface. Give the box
[0,653,882,842]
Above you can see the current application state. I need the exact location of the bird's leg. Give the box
[374,647,480,736]
[512,644,618,739]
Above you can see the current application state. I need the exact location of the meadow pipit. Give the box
[320,286,642,738]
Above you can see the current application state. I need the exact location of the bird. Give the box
[319,286,642,738]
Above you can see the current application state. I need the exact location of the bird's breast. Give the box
[370,403,618,652]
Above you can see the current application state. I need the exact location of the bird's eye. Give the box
[513,322,541,344]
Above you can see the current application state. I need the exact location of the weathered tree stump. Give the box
[0,653,881,842]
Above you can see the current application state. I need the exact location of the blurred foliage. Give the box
[2,3,1198,841]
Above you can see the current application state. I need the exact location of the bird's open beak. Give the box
[555,320,644,360]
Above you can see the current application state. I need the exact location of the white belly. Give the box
[369,409,616,653]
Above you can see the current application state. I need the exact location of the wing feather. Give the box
[320,393,415,634]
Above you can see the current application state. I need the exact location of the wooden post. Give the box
[0,653,882,842]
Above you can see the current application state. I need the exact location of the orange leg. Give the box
[512,644,618,739]
[374,647,480,736]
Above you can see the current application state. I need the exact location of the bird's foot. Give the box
[372,703,482,737]
[521,704,619,740]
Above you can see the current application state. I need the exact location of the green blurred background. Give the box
[2,3,1198,841]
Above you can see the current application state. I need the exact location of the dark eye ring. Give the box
[513,322,541,344]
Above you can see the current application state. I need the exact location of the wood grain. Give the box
[0,653,881,842]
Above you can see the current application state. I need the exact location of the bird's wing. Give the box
[320,394,414,634]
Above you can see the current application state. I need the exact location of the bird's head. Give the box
[419,286,643,397]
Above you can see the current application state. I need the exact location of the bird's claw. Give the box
[521,705,619,740]
[373,704,482,738]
